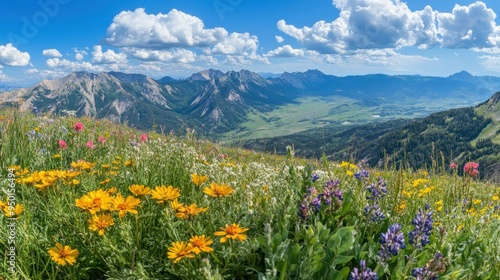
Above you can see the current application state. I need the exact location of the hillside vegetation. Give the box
[1,108,500,279]
[241,93,500,183]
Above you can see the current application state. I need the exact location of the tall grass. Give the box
[0,108,499,279]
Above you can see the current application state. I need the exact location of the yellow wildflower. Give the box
[188,235,213,254]
[88,214,114,235]
[129,184,151,196]
[191,173,208,186]
[75,189,112,214]
[434,200,443,212]
[111,193,141,218]
[170,199,184,211]
[48,243,79,266]
[175,203,208,219]
[203,183,234,198]
[151,185,181,204]
[214,223,249,243]
[4,204,23,218]
[70,160,95,171]
[167,241,194,263]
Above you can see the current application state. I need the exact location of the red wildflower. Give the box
[58,139,67,149]
[464,162,479,177]
[74,122,84,132]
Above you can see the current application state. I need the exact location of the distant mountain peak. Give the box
[187,69,224,81]
[448,70,474,80]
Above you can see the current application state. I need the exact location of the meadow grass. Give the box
[0,108,499,279]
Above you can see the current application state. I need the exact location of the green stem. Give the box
[401,250,418,277]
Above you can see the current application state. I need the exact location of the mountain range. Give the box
[2,69,500,138]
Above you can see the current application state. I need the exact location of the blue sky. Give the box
[2,0,500,85]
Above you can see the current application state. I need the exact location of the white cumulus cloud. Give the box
[277,0,500,53]
[436,2,498,49]
[105,8,228,48]
[0,44,30,66]
[92,45,127,64]
[210,32,258,55]
[104,8,262,64]
[129,48,196,63]
[42,49,63,58]
[265,45,316,58]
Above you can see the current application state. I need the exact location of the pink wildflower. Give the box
[140,133,148,142]
[86,140,95,149]
[450,162,458,169]
[98,136,106,144]
[58,139,67,149]
[74,122,84,132]
[464,162,479,177]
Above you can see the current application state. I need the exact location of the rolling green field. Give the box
[222,96,477,141]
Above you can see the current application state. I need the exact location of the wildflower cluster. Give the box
[378,223,406,263]
[409,205,434,250]
[20,169,81,190]
[298,179,343,220]
[464,162,479,177]
[167,224,248,263]
[349,259,378,280]
[354,169,370,181]
[364,176,387,223]
[168,235,214,263]
[75,188,142,235]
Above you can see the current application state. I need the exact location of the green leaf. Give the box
[328,226,356,255]
[333,255,354,265]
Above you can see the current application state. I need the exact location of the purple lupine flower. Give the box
[409,206,434,250]
[321,179,343,207]
[312,173,320,182]
[411,252,444,280]
[370,204,385,222]
[355,169,370,180]
[364,204,385,223]
[311,197,322,213]
[298,187,319,220]
[366,177,387,200]
[378,223,405,263]
[349,259,378,280]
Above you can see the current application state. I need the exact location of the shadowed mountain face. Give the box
[2,69,500,136]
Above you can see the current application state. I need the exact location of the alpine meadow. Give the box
[1,102,500,279]
[4,0,500,279]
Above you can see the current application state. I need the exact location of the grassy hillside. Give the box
[1,108,500,279]
[240,96,500,183]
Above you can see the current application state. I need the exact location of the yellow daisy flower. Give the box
[175,203,208,219]
[214,223,249,243]
[167,241,194,263]
[111,193,141,218]
[191,174,208,186]
[188,235,213,254]
[48,243,79,266]
[151,185,180,204]
[203,183,233,198]
[129,184,151,196]
[88,214,114,235]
